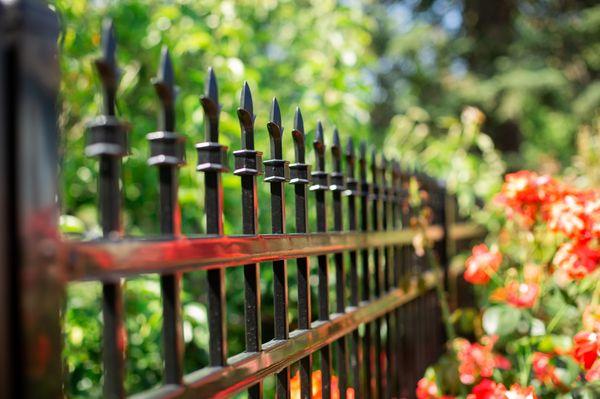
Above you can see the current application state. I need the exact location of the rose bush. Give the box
[417,171,600,398]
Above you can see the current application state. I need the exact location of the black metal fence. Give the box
[0,2,485,398]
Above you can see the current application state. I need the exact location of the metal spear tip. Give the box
[269,97,282,129]
[393,159,401,176]
[293,106,304,134]
[314,121,324,147]
[240,81,253,116]
[332,128,341,150]
[380,155,388,170]
[95,19,120,88]
[100,19,117,69]
[345,137,355,158]
[370,147,378,170]
[153,46,176,104]
[291,107,306,163]
[359,141,367,160]
[204,67,219,105]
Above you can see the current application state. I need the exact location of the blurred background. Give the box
[52,0,599,397]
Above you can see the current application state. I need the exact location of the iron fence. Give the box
[0,2,485,398]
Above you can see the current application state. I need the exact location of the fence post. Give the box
[264,98,291,398]
[0,1,62,397]
[290,108,312,399]
[311,122,332,398]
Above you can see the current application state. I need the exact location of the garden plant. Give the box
[416,170,600,399]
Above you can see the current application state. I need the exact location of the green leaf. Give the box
[482,305,521,336]
[59,214,86,234]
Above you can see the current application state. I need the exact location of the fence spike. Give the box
[240,81,254,117]
[152,46,176,132]
[266,98,284,160]
[200,67,220,142]
[345,138,355,176]
[291,107,306,164]
[313,121,325,173]
[237,82,256,151]
[94,19,120,116]
[270,97,282,130]
[330,128,345,192]
[331,128,342,173]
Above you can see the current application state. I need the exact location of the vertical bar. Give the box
[310,122,331,399]
[381,157,394,399]
[330,129,347,399]
[264,98,291,399]
[290,108,312,399]
[196,68,228,367]
[148,46,185,386]
[358,143,372,397]
[234,82,263,398]
[370,149,383,398]
[86,21,129,399]
[344,138,361,398]
[1,2,62,397]
[391,160,402,398]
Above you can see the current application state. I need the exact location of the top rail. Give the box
[62,222,481,282]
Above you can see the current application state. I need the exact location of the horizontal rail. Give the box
[448,223,486,241]
[63,226,443,281]
[130,270,440,399]
[62,223,482,282]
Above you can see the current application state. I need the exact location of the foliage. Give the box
[370,1,600,170]
[416,170,600,398]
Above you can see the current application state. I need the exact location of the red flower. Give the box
[553,240,600,280]
[586,358,600,382]
[464,244,503,285]
[548,194,589,239]
[491,281,539,309]
[416,377,439,399]
[466,379,506,399]
[531,352,561,386]
[494,171,563,227]
[454,336,510,385]
[505,383,538,399]
[572,330,599,370]
[416,375,456,399]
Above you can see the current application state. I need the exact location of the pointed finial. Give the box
[205,67,219,104]
[392,159,401,185]
[359,140,368,180]
[331,128,342,173]
[270,97,282,130]
[345,137,355,179]
[200,67,220,142]
[240,81,253,117]
[370,147,379,184]
[359,141,367,160]
[266,97,284,159]
[313,121,326,172]
[237,82,255,149]
[380,155,388,188]
[94,19,120,116]
[291,107,306,163]
[152,46,176,132]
